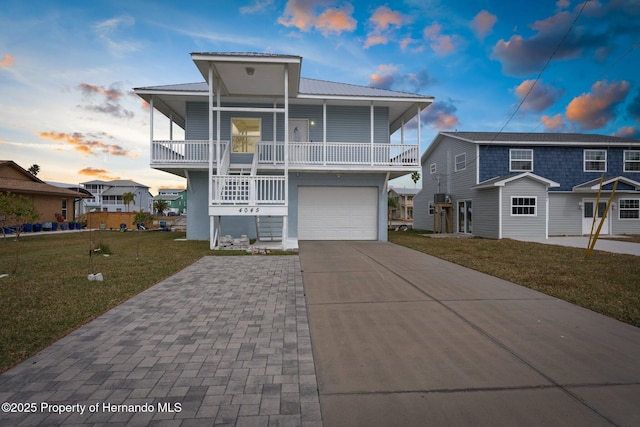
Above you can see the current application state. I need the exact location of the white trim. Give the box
[618,198,640,220]
[455,153,466,172]
[510,196,537,216]
[624,150,640,173]
[498,187,503,239]
[583,149,607,172]
[509,148,533,172]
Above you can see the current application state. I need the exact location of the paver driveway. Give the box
[299,241,640,427]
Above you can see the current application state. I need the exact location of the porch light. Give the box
[245,67,255,76]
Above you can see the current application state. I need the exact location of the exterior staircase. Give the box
[255,216,284,242]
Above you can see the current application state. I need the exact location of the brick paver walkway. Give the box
[0,256,322,426]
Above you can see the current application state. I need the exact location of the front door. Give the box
[288,119,309,162]
[582,199,609,235]
[458,200,472,234]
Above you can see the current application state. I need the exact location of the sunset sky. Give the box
[1,0,639,191]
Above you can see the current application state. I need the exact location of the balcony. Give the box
[150,140,229,167]
[257,141,420,168]
[209,175,287,216]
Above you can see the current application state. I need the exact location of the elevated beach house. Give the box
[134,52,432,249]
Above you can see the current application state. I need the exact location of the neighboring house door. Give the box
[289,119,309,162]
[582,199,609,235]
[458,200,472,234]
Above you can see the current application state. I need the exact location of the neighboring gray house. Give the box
[388,187,419,220]
[134,52,432,249]
[414,131,640,239]
[81,180,153,213]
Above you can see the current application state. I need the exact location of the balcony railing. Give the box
[257,142,419,167]
[151,140,229,164]
[211,175,286,205]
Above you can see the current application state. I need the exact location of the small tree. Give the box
[122,192,136,211]
[388,195,399,227]
[153,199,169,216]
[411,171,420,188]
[0,192,40,273]
[28,164,40,176]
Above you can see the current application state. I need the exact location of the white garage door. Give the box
[298,186,378,240]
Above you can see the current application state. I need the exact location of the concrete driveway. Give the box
[299,241,640,427]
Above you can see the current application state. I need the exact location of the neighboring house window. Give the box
[428,201,434,215]
[584,149,606,172]
[231,118,261,153]
[511,197,536,216]
[510,149,533,171]
[430,163,436,174]
[455,153,466,171]
[624,150,640,172]
[61,199,67,220]
[619,199,640,219]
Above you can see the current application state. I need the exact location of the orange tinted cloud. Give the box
[78,167,121,180]
[613,126,640,138]
[541,114,565,131]
[0,53,14,67]
[369,64,399,89]
[278,0,356,35]
[470,10,497,40]
[39,131,136,157]
[421,100,461,130]
[78,83,123,101]
[364,6,407,48]
[514,79,564,112]
[565,80,630,130]
[423,23,455,55]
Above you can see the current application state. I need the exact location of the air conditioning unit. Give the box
[434,193,450,203]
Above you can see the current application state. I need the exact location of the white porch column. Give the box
[208,64,214,195]
[417,105,421,149]
[283,65,289,250]
[273,101,277,165]
[323,100,327,165]
[149,96,154,161]
[401,119,404,145]
[169,112,173,140]
[370,101,375,166]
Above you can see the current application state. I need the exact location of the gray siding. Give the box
[414,135,477,231]
[612,195,640,234]
[186,171,210,240]
[549,193,582,236]
[501,179,548,239]
[185,102,389,145]
[473,188,500,239]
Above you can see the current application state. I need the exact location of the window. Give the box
[511,197,536,216]
[428,201,434,215]
[584,149,606,172]
[624,151,640,172]
[619,199,640,219]
[430,163,437,174]
[510,149,533,171]
[61,199,67,220]
[455,153,466,171]
[231,118,261,153]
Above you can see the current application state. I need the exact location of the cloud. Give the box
[94,15,140,57]
[491,1,639,76]
[0,53,14,68]
[423,23,456,55]
[514,79,565,112]
[369,65,433,93]
[364,6,407,48]
[421,100,461,130]
[78,167,121,180]
[628,88,640,122]
[556,0,570,9]
[38,131,136,158]
[470,10,498,40]
[613,126,640,139]
[77,83,135,119]
[541,114,566,131]
[565,80,630,130]
[278,0,356,35]
[240,0,274,14]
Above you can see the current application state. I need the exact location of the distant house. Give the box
[154,188,187,215]
[80,180,153,213]
[388,187,419,220]
[134,52,433,249]
[413,132,640,239]
[0,160,88,224]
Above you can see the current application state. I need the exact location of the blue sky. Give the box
[1,0,639,192]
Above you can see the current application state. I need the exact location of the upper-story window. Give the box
[624,150,640,172]
[510,149,533,171]
[231,118,261,153]
[584,149,606,172]
[430,163,436,174]
[455,153,466,171]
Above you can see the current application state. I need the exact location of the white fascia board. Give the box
[489,172,560,188]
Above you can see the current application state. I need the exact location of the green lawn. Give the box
[0,231,235,372]
[389,230,640,328]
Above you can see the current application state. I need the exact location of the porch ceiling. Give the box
[191,52,302,98]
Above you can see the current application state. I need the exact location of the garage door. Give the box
[298,186,378,240]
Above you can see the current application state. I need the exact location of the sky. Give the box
[1,0,640,192]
